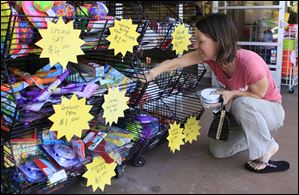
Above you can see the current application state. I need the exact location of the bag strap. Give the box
[216,95,226,140]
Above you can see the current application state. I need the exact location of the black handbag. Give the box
[208,95,231,141]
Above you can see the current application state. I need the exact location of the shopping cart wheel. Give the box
[133,155,146,167]
[289,87,295,93]
[115,165,125,179]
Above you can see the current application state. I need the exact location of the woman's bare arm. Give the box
[146,50,203,81]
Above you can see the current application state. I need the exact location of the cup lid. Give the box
[200,88,220,104]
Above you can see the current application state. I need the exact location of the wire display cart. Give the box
[1,1,206,193]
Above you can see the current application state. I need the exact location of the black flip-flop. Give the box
[245,160,290,173]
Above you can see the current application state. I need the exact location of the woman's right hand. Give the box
[144,70,155,82]
[134,70,155,83]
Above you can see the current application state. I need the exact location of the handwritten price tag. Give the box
[171,23,191,55]
[167,121,185,153]
[83,156,117,192]
[102,87,129,126]
[36,17,85,69]
[105,99,118,113]
[49,95,93,141]
[183,116,201,144]
[106,19,140,56]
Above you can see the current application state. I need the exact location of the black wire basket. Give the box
[123,91,205,167]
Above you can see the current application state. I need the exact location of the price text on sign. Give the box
[49,95,93,141]
[35,17,85,69]
[106,19,140,56]
[167,121,185,153]
[83,156,117,192]
[105,99,118,113]
[183,116,201,144]
[171,23,192,55]
[102,87,129,126]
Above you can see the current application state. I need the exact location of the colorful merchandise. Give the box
[99,65,137,92]
[1,1,12,38]
[83,130,106,149]
[14,92,26,105]
[33,1,54,13]
[54,1,67,6]
[86,16,114,33]
[75,5,89,29]
[42,129,65,145]
[11,142,40,164]
[17,20,35,44]
[51,2,75,22]
[89,2,109,20]
[11,44,42,59]
[1,93,19,125]
[37,63,64,78]
[73,83,99,98]
[136,115,159,141]
[1,2,20,56]
[88,132,107,151]
[74,61,106,77]
[33,69,70,102]
[19,107,53,124]
[76,6,89,17]
[71,138,86,162]
[22,1,48,28]
[33,1,56,20]
[1,64,64,98]
[8,67,58,89]
[42,144,79,168]
[33,155,64,182]
[52,4,67,18]
[18,161,46,183]
[65,4,75,19]
[15,1,25,14]
[125,121,142,140]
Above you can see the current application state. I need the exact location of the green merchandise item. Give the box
[75,6,89,29]
[283,39,295,50]
[33,1,54,12]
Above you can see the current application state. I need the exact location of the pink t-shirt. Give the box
[205,49,282,103]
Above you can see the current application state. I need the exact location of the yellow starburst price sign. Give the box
[102,87,129,126]
[106,19,140,56]
[183,116,201,144]
[83,156,117,192]
[35,17,85,69]
[167,121,185,153]
[49,95,94,141]
[171,23,192,55]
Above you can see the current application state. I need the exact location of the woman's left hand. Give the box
[216,90,235,105]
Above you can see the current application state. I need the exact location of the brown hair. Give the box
[196,13,238,65]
